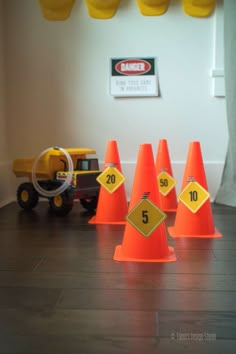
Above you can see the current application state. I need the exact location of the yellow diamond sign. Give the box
[126,198,166,238]
[178,181,210,213]
[157,171,176,196]
[96,166,125,194]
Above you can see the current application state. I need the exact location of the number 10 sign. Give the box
[178,181,210,213]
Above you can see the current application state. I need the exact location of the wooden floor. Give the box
[0,202,236,353]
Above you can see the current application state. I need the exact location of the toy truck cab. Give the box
[13,148,101,216]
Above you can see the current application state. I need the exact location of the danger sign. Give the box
[110,57,159,97]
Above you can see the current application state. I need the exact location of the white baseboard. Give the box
[0,160,16,208]
[0,197,15,208]
[110,160,225,202]
[3,160,224,208]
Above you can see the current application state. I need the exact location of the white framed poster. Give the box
[110,57,159,97]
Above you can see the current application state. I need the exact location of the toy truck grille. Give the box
[74,172,101,199]
[56,171,101,199]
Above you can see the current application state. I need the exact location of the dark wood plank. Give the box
[36,257,236,274]
[0,247,217,261]
[213,240,236,250]
[1,272,236,291]
[0,308,235,353]
[0,288,61,309]
[1,240,236,257]
[158,310,236,339]
[175,249,216,261]
[1,334,235,354]
[170,238,236,250]
[0,256,44,271]
[0,202,236,354]
[212,203,236,215]
[1,308,235,340]
[0,309,157,337]
[213,249,236,261]
[57,288,236,311]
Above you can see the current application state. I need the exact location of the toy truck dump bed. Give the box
[13,148,97,180]
[13,147,101,216]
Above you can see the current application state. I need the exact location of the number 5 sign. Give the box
[96,166,125,193]
[126,198,166,238]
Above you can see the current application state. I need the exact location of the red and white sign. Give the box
[110,57,158,97]
[115,59,151,76]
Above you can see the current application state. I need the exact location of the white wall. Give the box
[0,0,6,159]
[5,0,228,200]
[0,0,12,207]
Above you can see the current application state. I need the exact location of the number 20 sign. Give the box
[96,166,125,193]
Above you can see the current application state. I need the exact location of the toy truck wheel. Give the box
[80,196,98,212]
[17,182,39,210]
[49,191,73,216]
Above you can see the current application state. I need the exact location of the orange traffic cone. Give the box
[168,141,222,238]
[89,140,128,224]
[113,143,176,262]
[155,139,178,212]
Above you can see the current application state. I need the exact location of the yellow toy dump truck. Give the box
[12,147,101,216]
